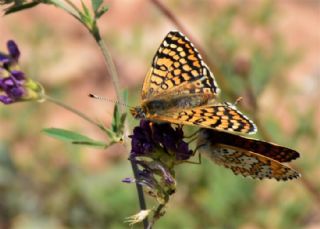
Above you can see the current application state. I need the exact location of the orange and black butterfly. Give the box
[197,129,301,181]
[130,31,256,134]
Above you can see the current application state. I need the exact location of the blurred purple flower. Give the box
[130,120,154,157]
[129,120,193,161]
[122,177,135,183]
[126,120,193,203]
[0,40,44,104]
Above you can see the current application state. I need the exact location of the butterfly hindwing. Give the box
[198,128,299,162]
[197,129,300,181]
[205,144,300,181]
[141,31,220,101]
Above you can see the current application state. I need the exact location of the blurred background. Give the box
[0,0,319,228]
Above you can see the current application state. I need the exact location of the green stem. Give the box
[44,95,105,131]
[38,2,148,226]
[91,26,149,227]
[50,0,80,19]
[92,29,123,106]
[64,0,82,13]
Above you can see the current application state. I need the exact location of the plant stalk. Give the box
[92,27,149,228]
[44,95,105,131]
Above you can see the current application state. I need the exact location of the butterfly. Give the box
[130,30,256,134]
[197,128,301,181]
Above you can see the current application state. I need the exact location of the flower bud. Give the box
[0,40,45,104]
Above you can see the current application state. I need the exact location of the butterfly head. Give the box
[130,106,146,119]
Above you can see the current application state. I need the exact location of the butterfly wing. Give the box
[147,103,257,134]
[198,129,299,162]
[203,144,300,181]
[197,129,301,181]
[141,31,219,102]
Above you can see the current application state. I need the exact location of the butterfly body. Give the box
[197,129,300,181]
[132,30,257,134]
[131,93,213,118]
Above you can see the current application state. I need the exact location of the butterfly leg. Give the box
[182,148,202,165]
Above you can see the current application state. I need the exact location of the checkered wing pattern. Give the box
[131,30,258,135]
[197,129,300,181]
[141,31,219,101]
[199,129,300,162]
[151,103,257,134]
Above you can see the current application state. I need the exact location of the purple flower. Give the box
[0,40,19,65]
[126,120,193,203]
[7,40,20,61]
[0,40,44,104]
[122,177,135,183]
[130,120,154,157]
[129,120,193,161]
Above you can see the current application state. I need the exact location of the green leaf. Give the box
[81,0,91,17]
[95,6,109,19]
[100,104,126,143]
[91,0,103,12]
[79,0,94,27]
[118,112,127,133]
[90,0,108,18]
[72,140,107,148]
[43,128,95,142]
[112,104,120,132]
[111,104,127,134]
[4,1,40,15]
[104,127,115,139]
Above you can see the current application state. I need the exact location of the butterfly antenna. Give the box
[88,93,133,108]
[222,96,243,108]
[234,96,243,106]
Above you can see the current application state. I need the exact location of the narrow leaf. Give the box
[118,112,127,133]
[4,2,40,15]
[91,0,103,12]
[95,6,109,19]
[104,127,115,139]
[81,0,91,18]
[112,104,120,132]
[43,128,94,142]
[72,140,107,148]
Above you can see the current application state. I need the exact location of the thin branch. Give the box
[149,0,187,35]
[130,161,149,229]
[45,95,105,131]
[93,32,123,106]
[92,28,149,228]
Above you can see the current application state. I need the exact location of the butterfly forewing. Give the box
[148,104,257,134]
[197,129,300,181]
[141,31,219,101]
[132,30,257,135]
